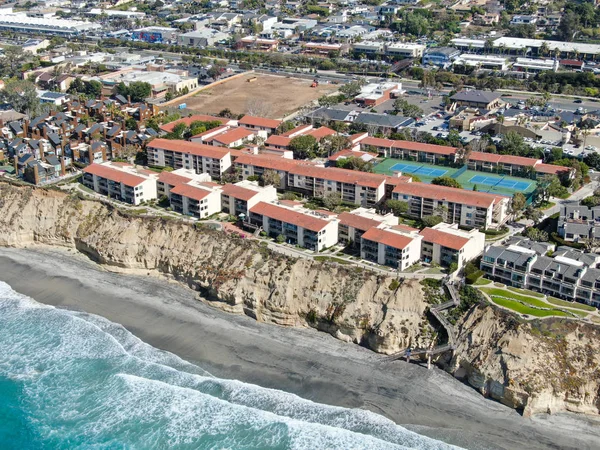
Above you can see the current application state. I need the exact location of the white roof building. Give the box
[0,13,101,36]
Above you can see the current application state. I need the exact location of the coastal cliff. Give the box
[1,181,599,417]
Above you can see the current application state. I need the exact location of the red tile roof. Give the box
[307,126,336,139]
[170,183,211,201]
[393,182,504,208]
[159,115,229,133]
[535,163,571,174]
[239,115,282,129]
[349,132,368,143]
[498,154,541,166]
[148,138,231,159]
[235,153,308,172]
[211,128,255,145]
[281,124,313,137]
[292,165,387,188]
[391,140,456,155]
[361,136,394,148]
[361,227,414,250]
[328,149,374,161]
[419,227,469,251]
[191,125,229,139]
[250,201,330,232]
[392,224,419,232]
[468,152,502,163]
[157,171,193,187]
[220,183,259,201]
[338,212,383,231]
[265,135,292,147]
[83,163,146,187]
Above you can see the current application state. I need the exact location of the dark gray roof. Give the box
[46,155,60,166]
[48,133,61,147]
[41,92,66,100]
[424,47,459,56]
[107,125,121,137]
[18,153,34,164]
[451,90,502,104]
[308,107,353,122]
[355,113,413,128]
[9,122,22,134]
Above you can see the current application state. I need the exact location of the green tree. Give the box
[0,79,41,116]
[289,135,318,159]
[499,131,526,156]
[535,174,562,203]
[524,206,543,224]
[85,80,103,97]
[339,80,364,98]
[524,227,549,242]
[510,192,526,216]
[125,117,138,130]
[336,156,374,172]
[261,169,281,187]
[386,199,409,216]
[421,215,444,227]
[320,135,350,157]
[323,191,342,210]
[431,176,462,189]
[116,81,151,102]
[0,46,27,77]
[557,11,580,42]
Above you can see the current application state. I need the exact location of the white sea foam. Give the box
[0,281,461,449]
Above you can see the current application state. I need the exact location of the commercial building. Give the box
[82,162,158,205]
[558,204,600,242]
[146,139,234,179]
[131,27,179,44]
[354,82,402,107]
[391,182,509,229]
[302,42,343,56]
[384,42,425,58]
[99,69,198,99]
[419,223,485,269]
[0,13,101,36]
[239,36,279,51]
[450,90,504,110]
[248,201,339,251]
[179,29,229,47]
[451,37,600,59]
[480,237,600,307]
[422,47,461,67]
[453,54,509,71]
[512,58,558,73]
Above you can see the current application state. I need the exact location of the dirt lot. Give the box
[181,73,338,119]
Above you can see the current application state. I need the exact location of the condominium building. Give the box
[220,180,278,217]
[82,162,158,205]
[558,204,600,242]
[238,115,282,136]
[337,208,397,244]
[169,182,222,218]
[146,139,234,179]
[480,237,600,307]
[391,182,509,229]
[156,169,212,199]
[419,223,485,269]
[248,201,339,251]
[360,226,422,270]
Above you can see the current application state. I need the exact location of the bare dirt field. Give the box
[181,73,338,119]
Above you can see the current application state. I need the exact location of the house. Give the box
[391,182,509,229]
[39,92,69,106]
[82,162,158,205]
[510,15,537,25]
[247,201,339,251]
[419,222,485,270]
[360,226,422,270]
[450,90,504,110]
[558,204,600,242]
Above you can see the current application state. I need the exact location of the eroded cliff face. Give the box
[1,182,599,416]
[0,182,430,353]
[446,306,600,417]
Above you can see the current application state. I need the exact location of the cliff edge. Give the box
[1,182,598,416]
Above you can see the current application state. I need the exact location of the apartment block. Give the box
[220,180,278,217]
[82,162,158,205]
[392,182,509,229]
[360,226,422,270]
[480,237,600,307]
[169,182,222,219]
[558,204,600,242]
[419,223,485,269]
[146,138,234,179]
[248,201,339,251]
[238,115,282,136]
[156,169,212,199]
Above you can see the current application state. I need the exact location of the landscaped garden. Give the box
[477,284,597,320]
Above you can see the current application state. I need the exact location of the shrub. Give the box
[388,279,400,291]
[466,270,484,284]
[306,309,317,324]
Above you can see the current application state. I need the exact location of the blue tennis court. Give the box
[390,163,447,177]
[469,174,532,191]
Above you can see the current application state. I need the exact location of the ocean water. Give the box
[0,281,459,450]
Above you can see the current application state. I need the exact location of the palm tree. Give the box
[539,41,549,57]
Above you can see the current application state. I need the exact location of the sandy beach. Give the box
[0,246,598,450]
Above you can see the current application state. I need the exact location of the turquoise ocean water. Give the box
[0,281,458,449]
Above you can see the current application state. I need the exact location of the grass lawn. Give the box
[539,201,556,210]
[490,297,569,317]
[592,317,600,324]
[481,288,550,308]
[474,278,492,286]
[547,297,596,312]
[507,287,545,298]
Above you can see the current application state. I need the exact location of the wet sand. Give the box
[0,246,598,450]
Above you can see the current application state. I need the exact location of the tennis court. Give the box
[469,174,532,191]
[390,162,448,177]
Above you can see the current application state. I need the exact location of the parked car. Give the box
[574,99,583,103]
